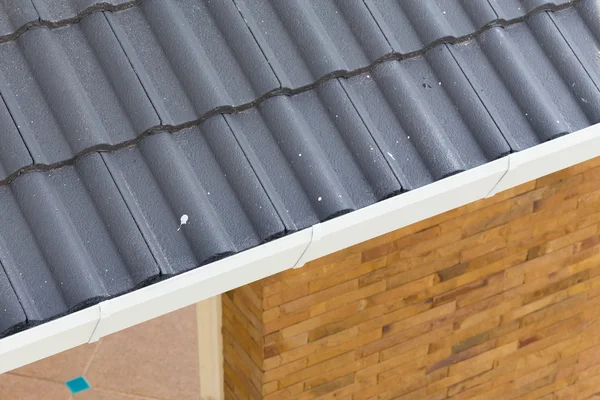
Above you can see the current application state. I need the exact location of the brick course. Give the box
[223,156,600,400]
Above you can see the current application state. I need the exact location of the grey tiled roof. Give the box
[0,0,139,40]
[0,0,597,337]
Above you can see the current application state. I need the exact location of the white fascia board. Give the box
[0,306,99,374]
[488,124,600,196]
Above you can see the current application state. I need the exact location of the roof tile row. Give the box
[0,0,582,183]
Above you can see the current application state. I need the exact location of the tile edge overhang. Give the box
[1,121,600,373]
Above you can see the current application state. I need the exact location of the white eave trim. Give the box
[1,123,599,374]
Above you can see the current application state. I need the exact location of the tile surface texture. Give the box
[0,0,598,338]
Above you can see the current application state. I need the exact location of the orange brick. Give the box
[377,368,428,400]
[309,280,386,318]
[264,332,308,358]
[535,168,584,190]
[308,257,386,293]
[277,326,359,365]
[387,229,463,262]
[263,382,304,400]
[278,352,355,390]
[381,301,456,337]
[460,235,508,263]
[386,273,440,298]
[295,373,355,400]
[279,279,358,317]
[307,329,382,367]
[280,301,365,339]
[381,323,452,362]
[359,252,459,288]
[263,357,308,383]
[462,203,534,238]
[361,226,441,263]
[355,322,432,358]
[263,282,310,309]
[302,353,379,390]
[307,304,385,342]
[313,376,377,400]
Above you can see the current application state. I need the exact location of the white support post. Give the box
[197,295,224,400]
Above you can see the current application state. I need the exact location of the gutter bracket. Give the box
[292,223,322,269]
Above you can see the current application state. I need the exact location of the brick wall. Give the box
[223,156,600,400]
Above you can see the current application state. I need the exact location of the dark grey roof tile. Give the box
[0,12,159,165]
[449,12,594,151]
[102,123,285,275]
[0,0,38,38]
[0,153,159,325]
[488,0,572,20]
[106,0,280,125]
[31,0,135,22]
[0,94,32,180]
[342,46,510,189]
[550,0,600,114]
[364,0,497,53]
[234,0,391,88]
[0,264,26,337]
[226,79,402,230]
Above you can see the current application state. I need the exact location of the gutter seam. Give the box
[292,224,320,269]
[486,154,511,198]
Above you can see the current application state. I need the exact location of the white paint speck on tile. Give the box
[178,214,189,231]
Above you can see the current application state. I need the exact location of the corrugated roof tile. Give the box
[488,0,573,20]
[449,11,597,151]
[102,122,285,275]
[0,153,159,327]
[0,94,32,180]
[106,0,280,125]
[364,0,498,53]
[0,12,158,167]
[0,264,26,337]
[550,0,600,91]
[234,0,391,88]
[341,47,511,190]
[226,79,402,231]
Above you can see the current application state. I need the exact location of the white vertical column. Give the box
[197,295,224,400]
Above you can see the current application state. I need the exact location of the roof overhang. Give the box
[2,122,600,373]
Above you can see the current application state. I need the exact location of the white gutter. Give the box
[1,123,599,374]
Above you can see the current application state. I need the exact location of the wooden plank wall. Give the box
[223,156,600,400]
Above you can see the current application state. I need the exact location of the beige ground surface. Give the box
[0,305,200,400]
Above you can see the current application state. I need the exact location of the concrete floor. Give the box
[0,305,200,400]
